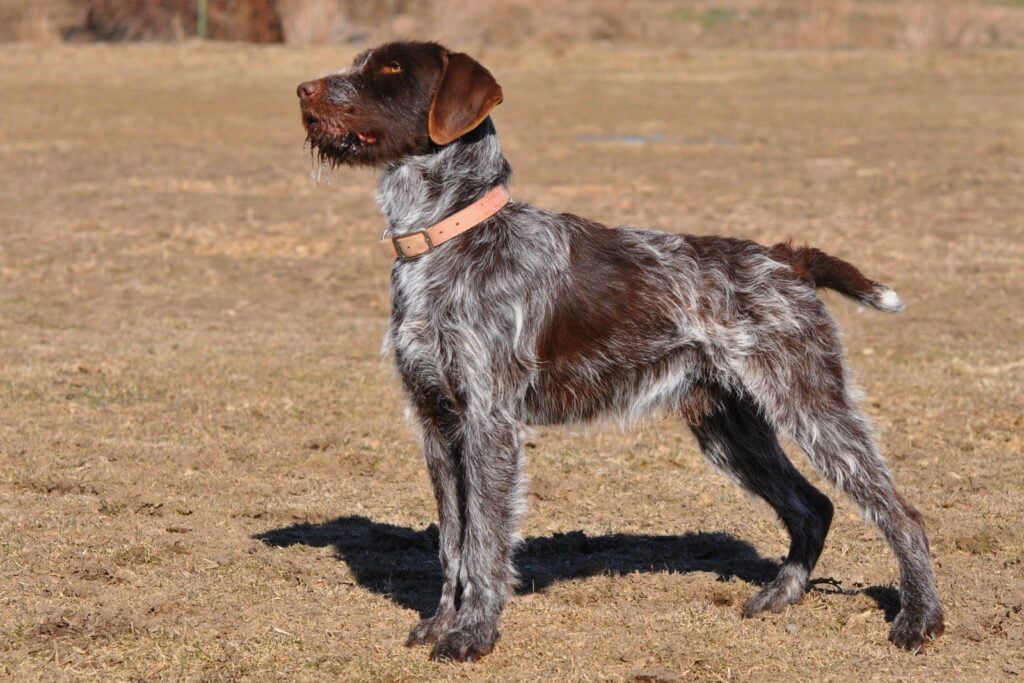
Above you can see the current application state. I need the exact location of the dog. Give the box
[296,41,944,661]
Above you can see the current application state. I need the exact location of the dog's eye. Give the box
[380,61,402,75]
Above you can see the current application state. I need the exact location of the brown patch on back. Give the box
[528,217,691,422]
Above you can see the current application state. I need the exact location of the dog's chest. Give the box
[389,259,491,371]
[387,255,541,387]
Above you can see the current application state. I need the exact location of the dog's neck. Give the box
[376,118,512,236]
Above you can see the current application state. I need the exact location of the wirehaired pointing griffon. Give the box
[296,42,943,661]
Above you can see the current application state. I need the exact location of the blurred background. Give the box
[4,0,1024,49]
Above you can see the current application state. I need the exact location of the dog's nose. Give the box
[297,80,321,101]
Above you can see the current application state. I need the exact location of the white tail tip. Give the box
[875,287,905,313]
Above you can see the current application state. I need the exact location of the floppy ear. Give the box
[428,51,503,146]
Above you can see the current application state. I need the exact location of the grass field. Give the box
[1,43,1022,680]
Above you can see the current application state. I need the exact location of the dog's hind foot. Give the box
[742,564,808,617]
[889,604,944,653]
[405,612,455,647]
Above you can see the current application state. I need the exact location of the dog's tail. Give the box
[771,242,905,313]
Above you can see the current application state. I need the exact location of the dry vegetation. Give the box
[3,0,1024,48]
[0,40,1022,680]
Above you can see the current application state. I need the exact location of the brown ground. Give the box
[1,43,1022,680]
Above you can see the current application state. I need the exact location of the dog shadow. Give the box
[254,515,899,620]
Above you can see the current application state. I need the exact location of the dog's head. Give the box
[297,41,503,167]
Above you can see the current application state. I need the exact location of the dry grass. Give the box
[261,0,1024,49]
[4,0,1024,48]
[0,43,1022,680]
[265,0,1024,49]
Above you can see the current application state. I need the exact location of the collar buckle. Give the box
[387,229,434,259]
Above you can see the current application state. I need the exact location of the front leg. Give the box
[430,414,525,662]
[406,420,463,647]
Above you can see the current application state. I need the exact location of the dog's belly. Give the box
[522,344,710,425]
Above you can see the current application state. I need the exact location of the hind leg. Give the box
[688,389,834,616]
[786,402,943,650]
[741,335,944,650]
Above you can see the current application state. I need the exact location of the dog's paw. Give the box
[405,613,455,647]
[429,626,498,663]
[742,568,807,618]
[888,605,945,653]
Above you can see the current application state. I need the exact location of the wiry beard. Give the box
[305,128,366,169]
[302,118,433,170]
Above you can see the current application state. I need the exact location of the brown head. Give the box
[296,41,504,167]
